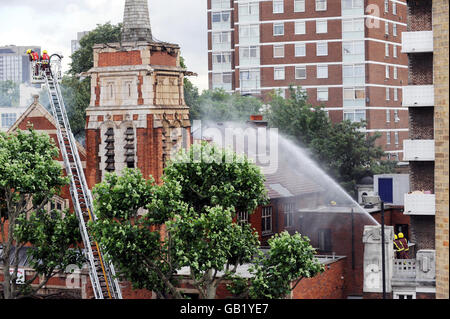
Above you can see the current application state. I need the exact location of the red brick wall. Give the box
[98,51,142,67]
[150,51,177,67]
[409,53,433,85]
[292,257,347,299]
[85,128,101,189]
[407,0,433,31]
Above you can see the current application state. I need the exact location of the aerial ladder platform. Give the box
[31,56,122,299]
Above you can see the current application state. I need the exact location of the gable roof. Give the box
[6,96,87,158]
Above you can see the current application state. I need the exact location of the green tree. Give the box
[62,22,122,141]
[265,86,396,193]
[0,129,83,299]
[0,81,20,107]
[92,143,323,299]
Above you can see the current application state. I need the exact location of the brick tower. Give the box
[85,0,191,188]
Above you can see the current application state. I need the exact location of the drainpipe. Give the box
[381,201,386,299]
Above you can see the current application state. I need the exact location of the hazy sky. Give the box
[0,0,209,91]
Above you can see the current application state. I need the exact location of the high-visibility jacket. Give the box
[41,53,50,64]
[399,238,409,252]
[394,239,404,252]
[31,52,39,61]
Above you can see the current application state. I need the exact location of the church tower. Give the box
[85,0,191,187]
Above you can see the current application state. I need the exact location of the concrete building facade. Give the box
[207,0,410,159]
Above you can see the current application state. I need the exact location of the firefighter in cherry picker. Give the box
[40,50,51,76]
[26,49,40,77]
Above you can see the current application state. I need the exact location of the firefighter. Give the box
[398,232,410,259]
[393,234,403,259]
[27,49,40,76]
[40,50,50,75]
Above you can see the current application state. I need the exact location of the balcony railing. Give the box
[393,259,416,280]
[404,193,436,215]
[403,139,435,161]
[403,85,434,107]
[402,31,434,53]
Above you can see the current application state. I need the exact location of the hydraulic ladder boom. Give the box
[38,56,122,299]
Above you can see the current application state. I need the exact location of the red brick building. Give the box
[208,0,409,159]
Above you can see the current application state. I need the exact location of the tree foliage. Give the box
[92,143,323,299]
[265,86,396,193]
[0,129,83,299]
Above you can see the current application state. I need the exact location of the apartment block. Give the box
[207,0,409,158]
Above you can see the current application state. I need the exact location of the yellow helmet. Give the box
[26,49,32,54]
[398,232,404,239]
[394,234,398,240]
[43,50,47,54]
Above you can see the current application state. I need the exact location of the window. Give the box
[273,1,284,13]
[262,206,273,234]
[318,229,332,252]
[393,45,398,58]
[386,87,390,100]
[239,24,259,40]
[212,11,231,24]
[317,65,328,78]
[344,87,365,100]
[295,43,306,57]
[1,113,16,128]
[240,46,259,59]
[344,109,366,122]
[385,22,389,35]
[274,67,285,80]
[342,18,364,32]
[212,72,232,86]
[239,3,258,17]
[386,109,391,122]
[393,24,397,36]
[386,65,390,78]
[273,45,285,58]
[295,21,306,35]
[394,292,416,299]
[212,52,231,64]
[394,110,400,122]
[316,42,328,56]
[343,41,364,55]
[342,0,363,9]
[385,43,390,57]
[384,0,389,13]
[213,31,231,44]
[211,0,230,9]
[237,211,249,226]
[296,66,307,79]
[294,0,305,12]
[395,132,399,145]
[317,88,328,101]
[387,132,391,145]
[393,2,397,15]
[273,23,284,36]
[284,203,295,228]
[343,64,365,79]
[393,66,398,79]
[316,0,327,11]
[394,88,399,101]
[316,20,328,34]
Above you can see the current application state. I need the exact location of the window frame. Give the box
[294,0,306,12]
[317,87,329,101]
[273,0,284,14]
[317,65,328,79]
[295,65,307,80]
[316,20,328,34]
[273,44,285,58]
[295,21,306,35]
[274,67,285,80]
[295,43,306,57]
[316,42,328,56]
[261,206,273,235]
[315,0,327,11]
[273,23,285,36]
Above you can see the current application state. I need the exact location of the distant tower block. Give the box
[85,0,192,188]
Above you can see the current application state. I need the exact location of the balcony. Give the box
[404,193,436,215]
[403,139,435,161]
[402,31,434,53]
[402,85,434,107]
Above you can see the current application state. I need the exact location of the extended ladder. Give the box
[40,57,122,299]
